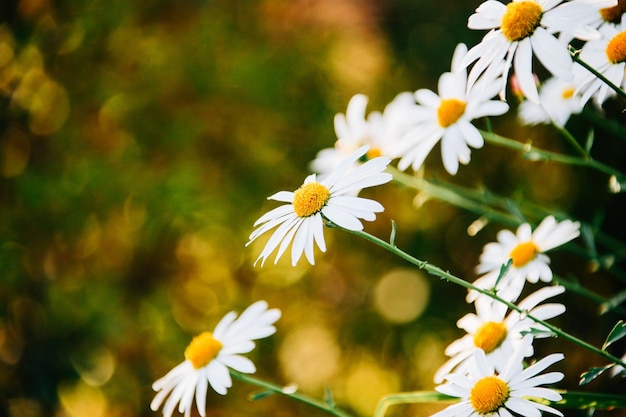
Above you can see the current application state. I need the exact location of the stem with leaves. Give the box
[480,130,625,180]
[230,370,355,417]
[569,45,626,102]
[332,223,626,370]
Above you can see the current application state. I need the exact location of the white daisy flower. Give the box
[463,0,604,103]
[469,215,580,302]
[434,334,565,417]
[573,16,626,106]
[434,285,566,383]
[247,145,392,266]
[558,0,619,43]
[595,0,626,28]
[310,92,419,175]
[395,43,509,175]
[517,76,584,127]
[151,301,281,417]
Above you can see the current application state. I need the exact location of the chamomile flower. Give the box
[434,334,565,417]
[395,43,509,175]
[558,0,620,43]
[151,301,281,417]
[595,0,626,28]
[573,16,626,106]
[434,285,566,383]
[518,76,584,127]
[248,145,392,266]
[469,215,580,302]
[310,92,419,175]
[463,0,603,103]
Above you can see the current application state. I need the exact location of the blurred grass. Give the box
[1,1,626,417]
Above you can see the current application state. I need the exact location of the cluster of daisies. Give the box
[245,0,625,269]
[431,215,580,416]
[149,0,625,416]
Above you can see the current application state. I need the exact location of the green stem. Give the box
[554,124,590,159]
[388,166,521,227]
[480,130,625,180]
[553,275,626,317]
[374,391,455,417]
[569,45,626,102]
[335,225,626,369]
[230,370,355,417]
[581,108,626,140]
[374,390,626,417]
[389,166,626,286]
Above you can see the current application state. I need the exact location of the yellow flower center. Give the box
[470,376,510,414]
[509,241,539,267]
[293,182,330,217]
[367,147,382,159]
[561,87,575,99]
[606,30,626,64]
[184,332,223,369]
[437,99,466,127]
[473,321,508,353]
[501,1,543,42]
[600,0,626,24]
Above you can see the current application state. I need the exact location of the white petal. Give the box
[218,354,257,373]
[514,39,539,103]
[195,370,208,417]
[206,361,232,395]
[322,205,364,230]
[531,28,573,80]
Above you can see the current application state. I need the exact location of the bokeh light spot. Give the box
[278,324,341,393]
[373,268,430,324]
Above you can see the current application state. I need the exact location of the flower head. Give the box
[518,76,584,127]
[310,92,419,176]
[557,0,621,46]
[395,43,509,175]
[573,16,626,106]
[463,0,604,103]
[248,145,392,266]
[470,215,580,302]
[434,335,565,417]
[151,301,281,417]
[597,0,626,26]
[434,286,566,383]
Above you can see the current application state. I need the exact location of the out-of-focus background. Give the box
[1,1,626,416]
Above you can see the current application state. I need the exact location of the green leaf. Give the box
[324,387,335,407]
[390,220,397,247]
[249,389,276,401]
[556,390,626,409]
[494,258,512,289]
[603,320,626,350]
[579,365,614,385]
[520,328,554,337]
[585,129,595,153]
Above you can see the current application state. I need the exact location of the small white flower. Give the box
[151,301,281,417]
[248,145,392,266]
[558,0,619,43]
[470,215,580,302]
[573,16,626,106]
[395,43,509,175]
[434,286,566,383]
[518,76,584,127]
[463,0,603,103]
[434,334,565,417]
[310,92,419,176]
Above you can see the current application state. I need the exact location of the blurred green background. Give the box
[2,1,626,416]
